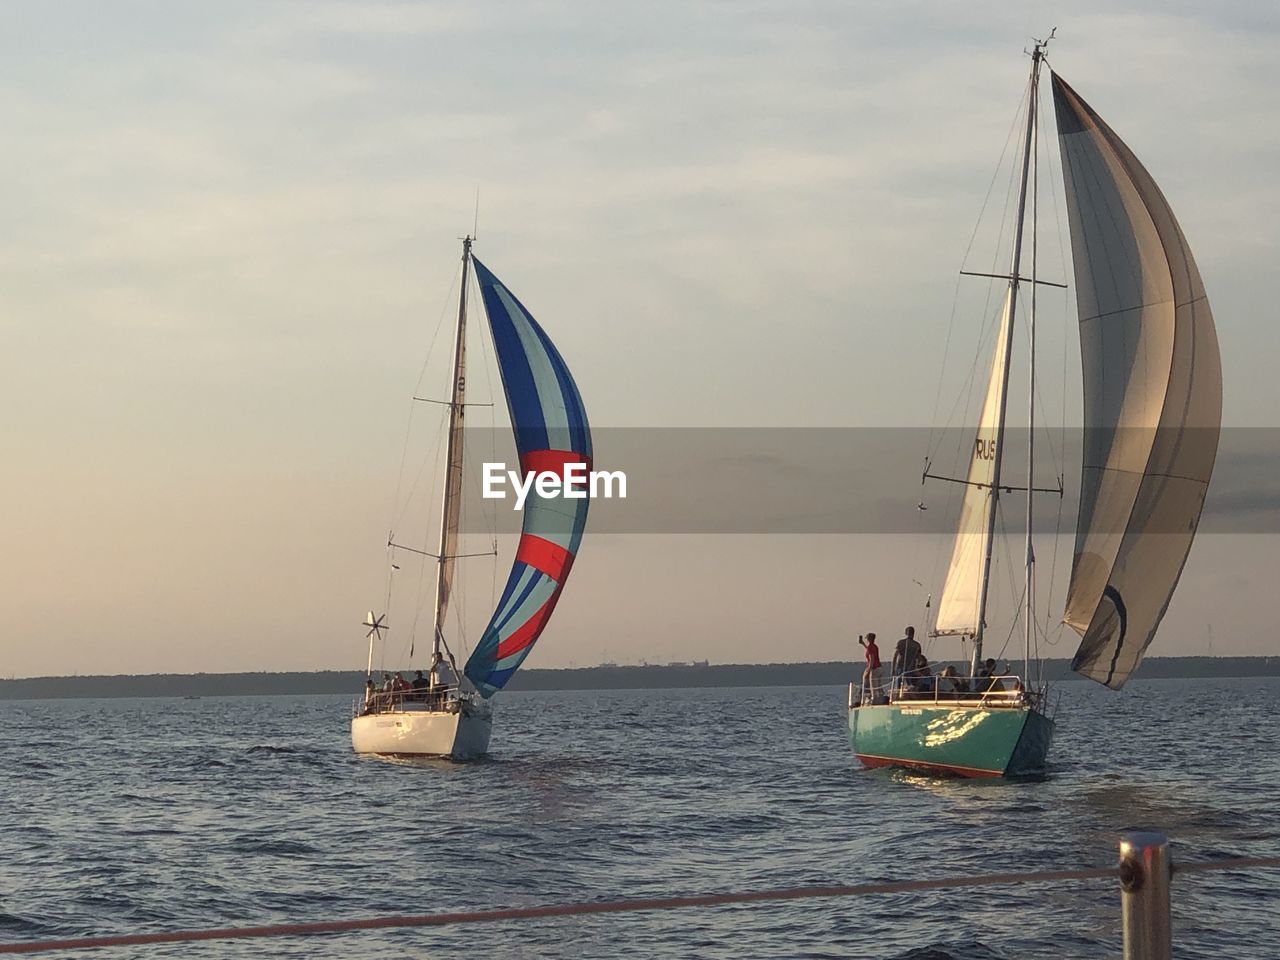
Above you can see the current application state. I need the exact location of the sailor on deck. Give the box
[978,658,1006,692]
[891,626,923,678]
[858,632,882,703]
[429,653,456,707]
[410,670,429,702]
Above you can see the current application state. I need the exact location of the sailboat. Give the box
[848,37,1222,777]
[351,236,592,758]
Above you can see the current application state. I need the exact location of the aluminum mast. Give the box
[972,42,1047,675]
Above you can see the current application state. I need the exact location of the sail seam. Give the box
[1078,293,1207,325]
[1081,467,1210,486]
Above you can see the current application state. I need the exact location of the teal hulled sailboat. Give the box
[848,39,1222,778]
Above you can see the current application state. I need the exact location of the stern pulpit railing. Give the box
[353,685,463,717]
[850,675,1041,709]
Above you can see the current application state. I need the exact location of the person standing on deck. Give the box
[891,626,922,678]
[858,633,882,702]
[429,653,455,707]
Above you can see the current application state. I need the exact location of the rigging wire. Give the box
[990,502,1026,665]
[391,261,463,534]
[1028,87,1055,697]
[1037,65,1074,643]
[928,84,1032,461]
[921,79,1038,622]
[370,258,463,674]
[401,255,470,665]
[925,79,1031,459]
[1026,60,1041,686]
[470,245,503,628]
[406,414,449,663]
[931,64,1080,678]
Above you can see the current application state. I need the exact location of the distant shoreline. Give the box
[1,656,1277,700]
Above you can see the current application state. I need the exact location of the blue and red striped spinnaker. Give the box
[463,258,591,698]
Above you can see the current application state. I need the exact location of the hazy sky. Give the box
[2,1,1277,678]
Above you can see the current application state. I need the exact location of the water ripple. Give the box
[0,679,1277,957]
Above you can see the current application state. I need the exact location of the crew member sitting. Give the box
[977,658,1005,693]
[936,665,962,696]
[410,670,429,702]
[913,660,936,694]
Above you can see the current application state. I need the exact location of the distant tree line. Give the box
[1,657,1278,700]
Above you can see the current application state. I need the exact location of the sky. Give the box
[2,0,1277,678]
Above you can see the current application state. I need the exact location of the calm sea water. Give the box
[1,678,1278,959]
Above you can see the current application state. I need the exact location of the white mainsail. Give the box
[428,242,472,655]
[434,317,467,634]
[934,290,1014,636]
[1052,73,1222,689]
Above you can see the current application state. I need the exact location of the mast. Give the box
[973,43,1046,675]
[1025,57,1041,688]
[429,236,472,662]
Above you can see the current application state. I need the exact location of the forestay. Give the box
[1053,73,1221,689]
[463,259,592,698]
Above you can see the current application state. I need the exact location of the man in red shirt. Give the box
[858,632,882,702]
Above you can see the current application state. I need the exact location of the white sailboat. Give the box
[352,236,593,758]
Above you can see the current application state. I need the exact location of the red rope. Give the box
[0,865,1116,955]
[1174,856,1280,875]
[4,856,1278,955]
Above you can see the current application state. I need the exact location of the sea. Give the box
[1,678,1278,959]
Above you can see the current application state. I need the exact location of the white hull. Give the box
[351,703,492,759]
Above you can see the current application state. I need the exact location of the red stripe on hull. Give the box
[856,753,1004,779]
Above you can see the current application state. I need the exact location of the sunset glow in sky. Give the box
[3,1,1277,677]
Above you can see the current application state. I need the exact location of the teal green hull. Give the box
[849,703,1054,778]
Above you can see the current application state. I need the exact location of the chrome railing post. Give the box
[1119,831,1172,960]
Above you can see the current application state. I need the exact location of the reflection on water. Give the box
[0,678,1277,958]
